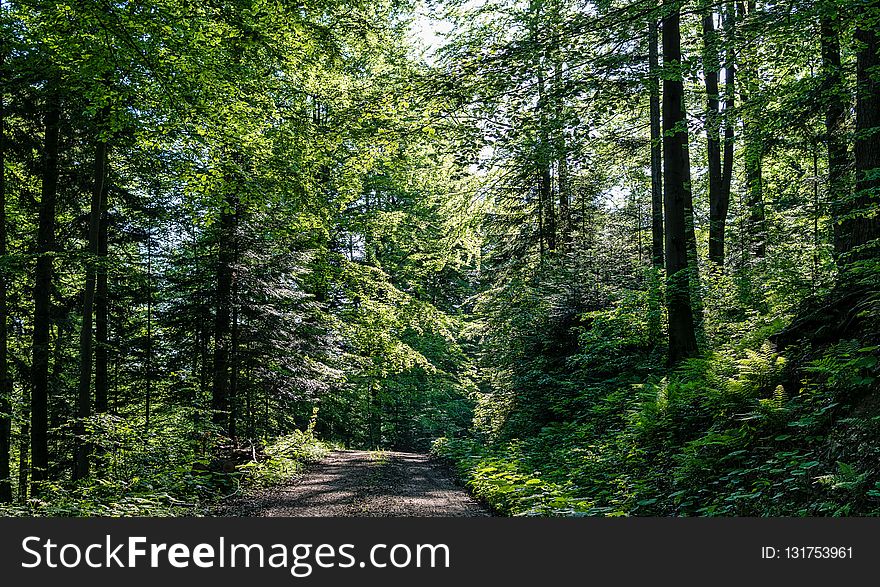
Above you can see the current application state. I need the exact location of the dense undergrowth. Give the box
[434,285,880,517]
[0,429,330,517]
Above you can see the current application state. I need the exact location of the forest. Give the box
[0,0,877,516]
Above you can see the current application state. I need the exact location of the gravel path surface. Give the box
[220,450,490,517]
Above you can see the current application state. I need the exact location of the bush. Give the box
[237,430,331,488]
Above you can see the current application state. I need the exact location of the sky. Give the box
[406,2,454,63]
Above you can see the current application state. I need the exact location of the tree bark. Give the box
[649,20,664,269]
[17,404,28,502]
[704,8,732,266]
[846,5,880,261]
[0,45,10,502]
[555,57,570,247]
[739,0,765,262]
[551,8,570,249]
[145,230,152,432]
[536,66,556,254]
[662,2,699,363]
[212,198,236,432]
[820,12,848,259]
[531,0,555,256]
[31,90,61,492]
[720,0,735,249]
[74,136,107,480]
[245,342,253,439]
[228,265,239,439]
[95,196,109,413]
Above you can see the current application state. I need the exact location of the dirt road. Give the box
[222,450,489,517]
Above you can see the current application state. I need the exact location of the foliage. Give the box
[236,430,332,489]
[439,333,880,516]
[0,419,330,517]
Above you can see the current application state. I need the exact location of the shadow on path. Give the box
[220,450,490,517]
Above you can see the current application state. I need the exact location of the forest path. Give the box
[222,449,490,517]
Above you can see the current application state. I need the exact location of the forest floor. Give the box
[218,450,490,517]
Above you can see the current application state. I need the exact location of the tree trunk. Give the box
[31,90,61,492]
[212,199,236,432]
[95,196,109,413]
[536,68,556,254]
[821,15,849,259]
[228,277,239,439]
[17,405,28,503]
[73,137,107,480]
[662,3,699,364]
[48,324,63,479]
[649,20,664,269]
[745,149,765,259]
[145,230,152,432]
[648,19,665,343]
[704,9,730,266]
[720,0,735,254]
[684,167,703,333]
[369,379,381,448]
[846,6,880,261]
[0,48,10,502]
[739,1,765,262]
[245,342,253,439]
[554,51,570,247]
[541,165,555,252]
[531,0,555,256]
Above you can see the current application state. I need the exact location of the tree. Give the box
[74,120,108,480]
[844,0,880,263]
[30,81,61,492]
[649,19,663,269]
[662,1,699,363]
[0,19,10,502]
[820,4,849,259]
[704,3,734,266]
[739,0,766,263]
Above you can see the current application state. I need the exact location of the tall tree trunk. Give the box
[812,143,821,291]
[369,379,381,448]
[537,183,545,261]
[17,403,28,503]
[228,277,239,439]
[245,342,253,439]
[145,230,152,432]
[745,146,765,259]
[73,136,107,480]
[200,317,209,418]
[821,13,849,259]
[553,31,570,247]
[531,0,555,256]
[647,19,665,344]
[540,164,555,252]
[48,324,64,479]
[739,1,765,262]
[684,167,703,333]
[31,90,61,492]
[662,2,699,363]
[704,8,731,266]
[212,199,236,432]
[649,20,664,269]
[0,45,10,502]
[720,0,735,247]
[536,69,556,254]
[95,197,109,413]
[555,93,570,246]
[846,5,880,261]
